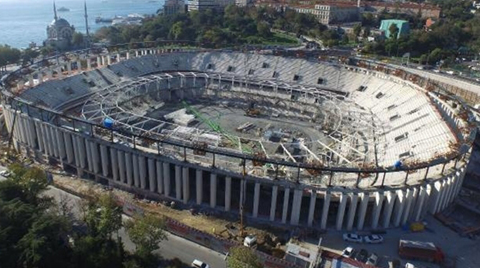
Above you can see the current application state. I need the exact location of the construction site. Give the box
[0,48,476,239]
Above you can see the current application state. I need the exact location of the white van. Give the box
[191,259,209,268]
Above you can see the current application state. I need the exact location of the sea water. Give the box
[0,0,164,48]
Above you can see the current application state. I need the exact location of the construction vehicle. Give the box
[398,239,445,264]
[245,102,260,117]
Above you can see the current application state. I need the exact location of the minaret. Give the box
[53,1,58,20]
[84,0,90,47]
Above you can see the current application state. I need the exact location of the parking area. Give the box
[314,214,480,268]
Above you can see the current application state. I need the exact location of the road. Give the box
[44,186,227,268]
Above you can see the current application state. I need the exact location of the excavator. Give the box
[245,102,260,117]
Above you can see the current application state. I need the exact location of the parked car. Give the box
[191,259,209,268]
[355,249,369,263]
[366,253,379,266]
[343,233,363,243]
[341,246,355,258]
[364,234,384,244]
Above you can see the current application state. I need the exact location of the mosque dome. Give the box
[50,18,71,28]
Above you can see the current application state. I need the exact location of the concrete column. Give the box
[72,136,80,167]
[445,176,456,208]
[67,62,72,73]
[225,176,232,212]
[290,189,303,225]
[87,58,91,69]
[57,67,63,78]
[125,153,133,185]
[38,73,43,84]
[49,126,60,158]
[147,159,156,192]
[135,50,139,57]
[382,191,396,228]
[336,193,347,230]
[401,188,415,225]
[196,170,203,205]
[97,56,102,67]
[182,167,189,204]
[439,179,450,211]
[163,162,170,197]
[371,192,385,229]
[281,188,290,224]
[210,174,217,208]
[253,183,261,218]
[139,156,147,190]
[155,161,163,194]
[64,133,74,164]
[116,54,121,62]
[41,124,50,155]
[85,141,93,172]
[430,181,443,214]
[307,190,316,227]
[357,192,369,230]
[100,145,109,177]
[414,186,427,222]
[270,186,278,221]
[77,137,87,169]
[56,129,65,160]
[321,192,331,229]
[346,193,359,231]
[420,184,432,219]
[107,56,112,65]
[132,154,140,187]
[77,60,82,70]
[126,52,130,60]
[118,150,126,183]
[29,120,38,149]
[90,142,100,174]
[175,165,182,200]
[28,75,34,87]
[393,190,405,227]
[35,121,44,153]
[110,148,119,181]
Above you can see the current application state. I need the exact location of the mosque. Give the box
[44,1,90,50]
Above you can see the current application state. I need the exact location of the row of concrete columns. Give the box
[3,106,469,230]
[20,48,182,91]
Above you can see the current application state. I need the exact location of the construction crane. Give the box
[182,101,252,154]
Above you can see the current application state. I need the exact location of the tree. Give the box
[72,32,85,47]
[8,163,49,205]
[82,193,122,239]
[0,44,21,72]
[389,23,399,39]
[21,48,39,65]
[170,21,184,40]
[125,214,167,259]
[226,246,262,268]
[353,23,362,38]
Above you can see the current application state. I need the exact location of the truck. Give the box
[398,239,445,264]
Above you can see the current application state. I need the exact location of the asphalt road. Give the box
[44,186,227,268]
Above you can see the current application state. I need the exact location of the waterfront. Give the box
[0,0,163,48]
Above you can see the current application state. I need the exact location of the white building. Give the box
[188,0,234,11]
